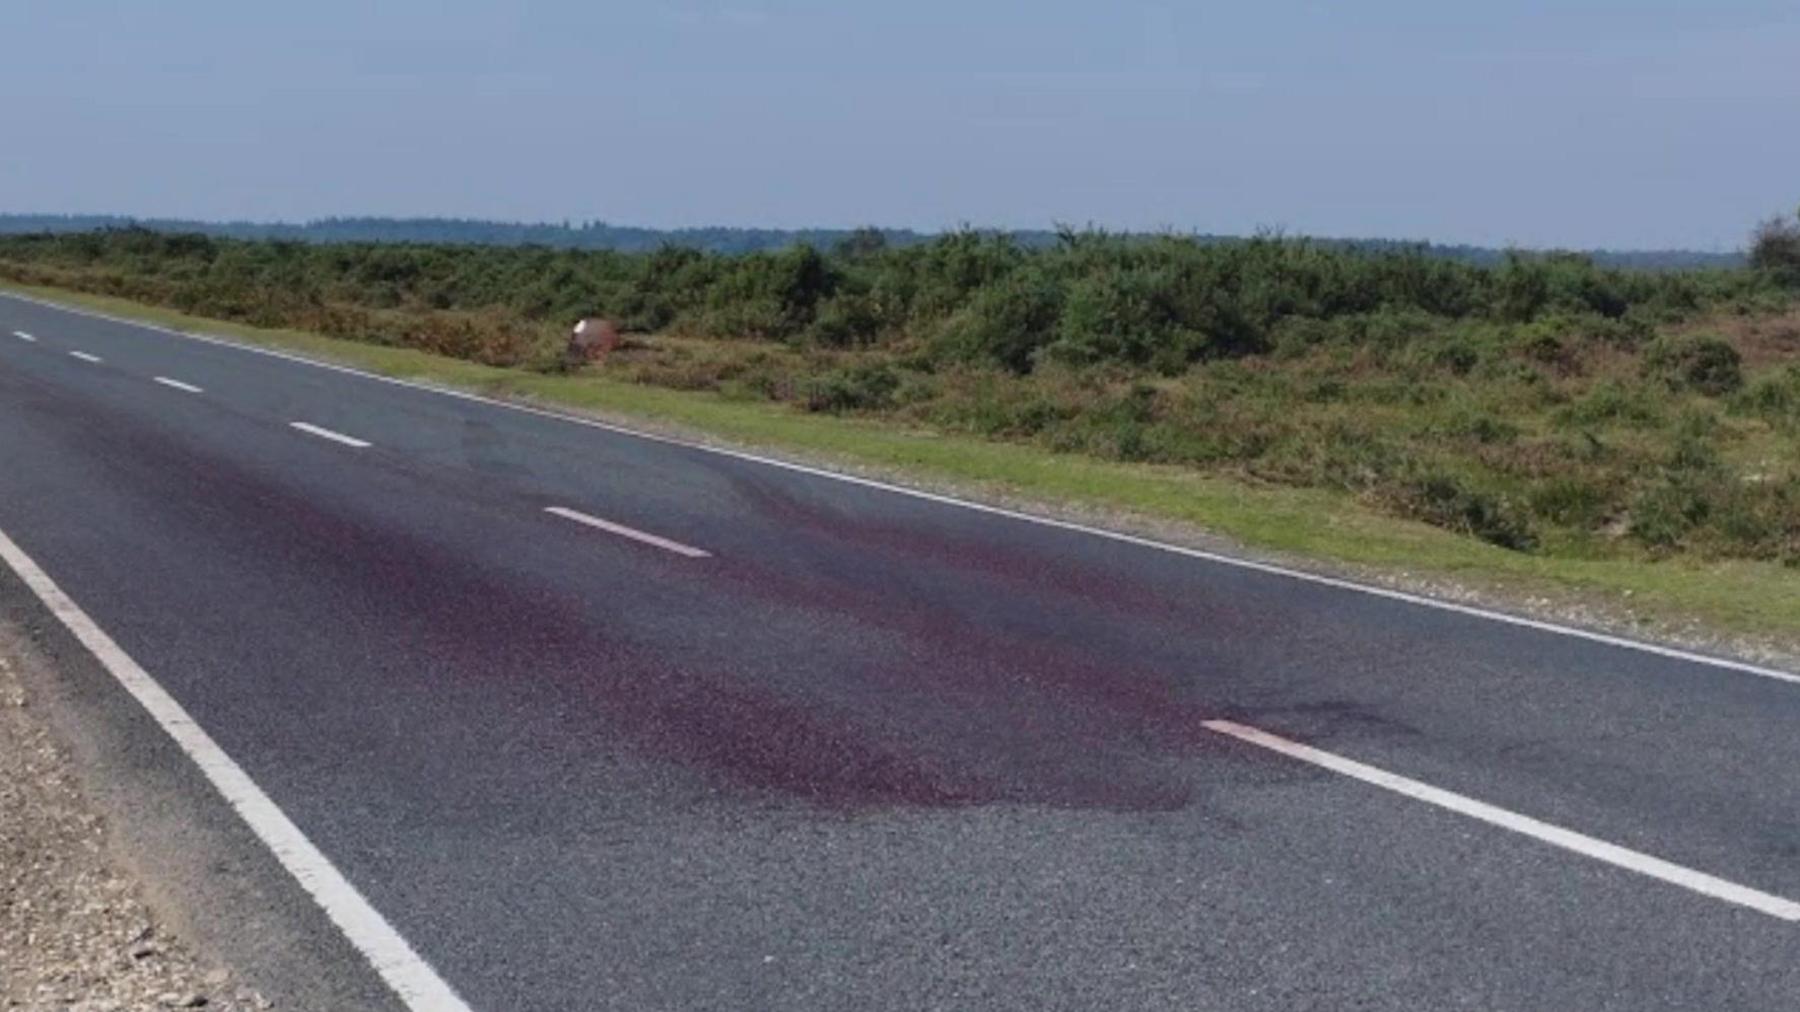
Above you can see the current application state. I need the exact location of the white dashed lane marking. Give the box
[1202,719,1800,922]
[545,506,712,558]
[289,422,371,449]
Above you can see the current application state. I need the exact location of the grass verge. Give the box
[4,278,1795,654]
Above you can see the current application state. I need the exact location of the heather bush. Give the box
[1643,333,1742,395]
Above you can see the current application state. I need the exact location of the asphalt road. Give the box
[3,292,1798,1010]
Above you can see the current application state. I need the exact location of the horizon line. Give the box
[0,211,1749,257]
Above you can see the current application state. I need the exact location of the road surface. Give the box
[2,292,1797,1010]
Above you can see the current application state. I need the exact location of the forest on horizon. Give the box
[0,213,1747,270]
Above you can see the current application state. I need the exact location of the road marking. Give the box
[1202,718,1800,922]
[0,527,473,1011]
[5,292,1793,688]
[290,421,371,448]
[68,350,102,363]
[11,330,33,342]
[153,376,203,394]
[545,506,712,558]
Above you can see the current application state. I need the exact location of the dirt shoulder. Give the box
[0,645,269,1011]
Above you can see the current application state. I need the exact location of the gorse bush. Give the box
[802,362,902,414]
[931,271,1064,373]
[1394,469,1539,553]
[694,244,837,340]
[1734,366,1800,430]
[1750,209,1800,285]
[2,225,1796,561]
[1642,333,1743,395]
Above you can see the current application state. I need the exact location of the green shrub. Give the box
[1750,210,1800,286]
[1629,480,1711,549]
[1734,366,1800,429]
[1394,469,1538,551]
[1556,380,1664,428]
[679,244,838,340]
[808,293,886,347]
[1433,338,1482,375]
[1643,333,1742,395]
[801,363,902,413]
[1517,327,1566,366]
[1665,429,1722,474]
[1587,311,1656,348]
[1493,253,1551,322]
[1529,477,1613,528]
[931,272,1062,373]
[1711,484,1782,554]
[1439,409,1519,445]
[1045,268,1254,372]
[1269,317,1340,359]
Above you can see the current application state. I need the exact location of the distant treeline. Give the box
[0,214,1746,270]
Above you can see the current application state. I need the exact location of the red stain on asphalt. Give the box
[283,481,1230,812]
[667,478,1247,811]
[46,394,1238,813]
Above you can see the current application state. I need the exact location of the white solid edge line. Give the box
[4,291,1794,686]
[68,350,103,363]
[545,506,712,558]
[290,421,371,448]
[11,330,33,341]
[1201,718,1800,922]
[0,527,473,1011]
[153,376,204,394]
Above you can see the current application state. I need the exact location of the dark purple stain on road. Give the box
[299,492,1231,812]
[34,391,1250,813]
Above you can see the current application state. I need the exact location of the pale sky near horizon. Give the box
[2,1,1796,250]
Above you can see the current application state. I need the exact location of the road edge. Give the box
[0,528,462,1012]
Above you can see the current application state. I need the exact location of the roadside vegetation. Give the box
[0,214,1751,267]
[2,219,1797,569]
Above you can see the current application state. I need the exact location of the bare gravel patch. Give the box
[0,650,269,1011]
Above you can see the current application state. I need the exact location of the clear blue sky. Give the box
[3,1,1796,249]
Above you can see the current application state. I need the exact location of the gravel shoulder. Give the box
[0,642,269,1011]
